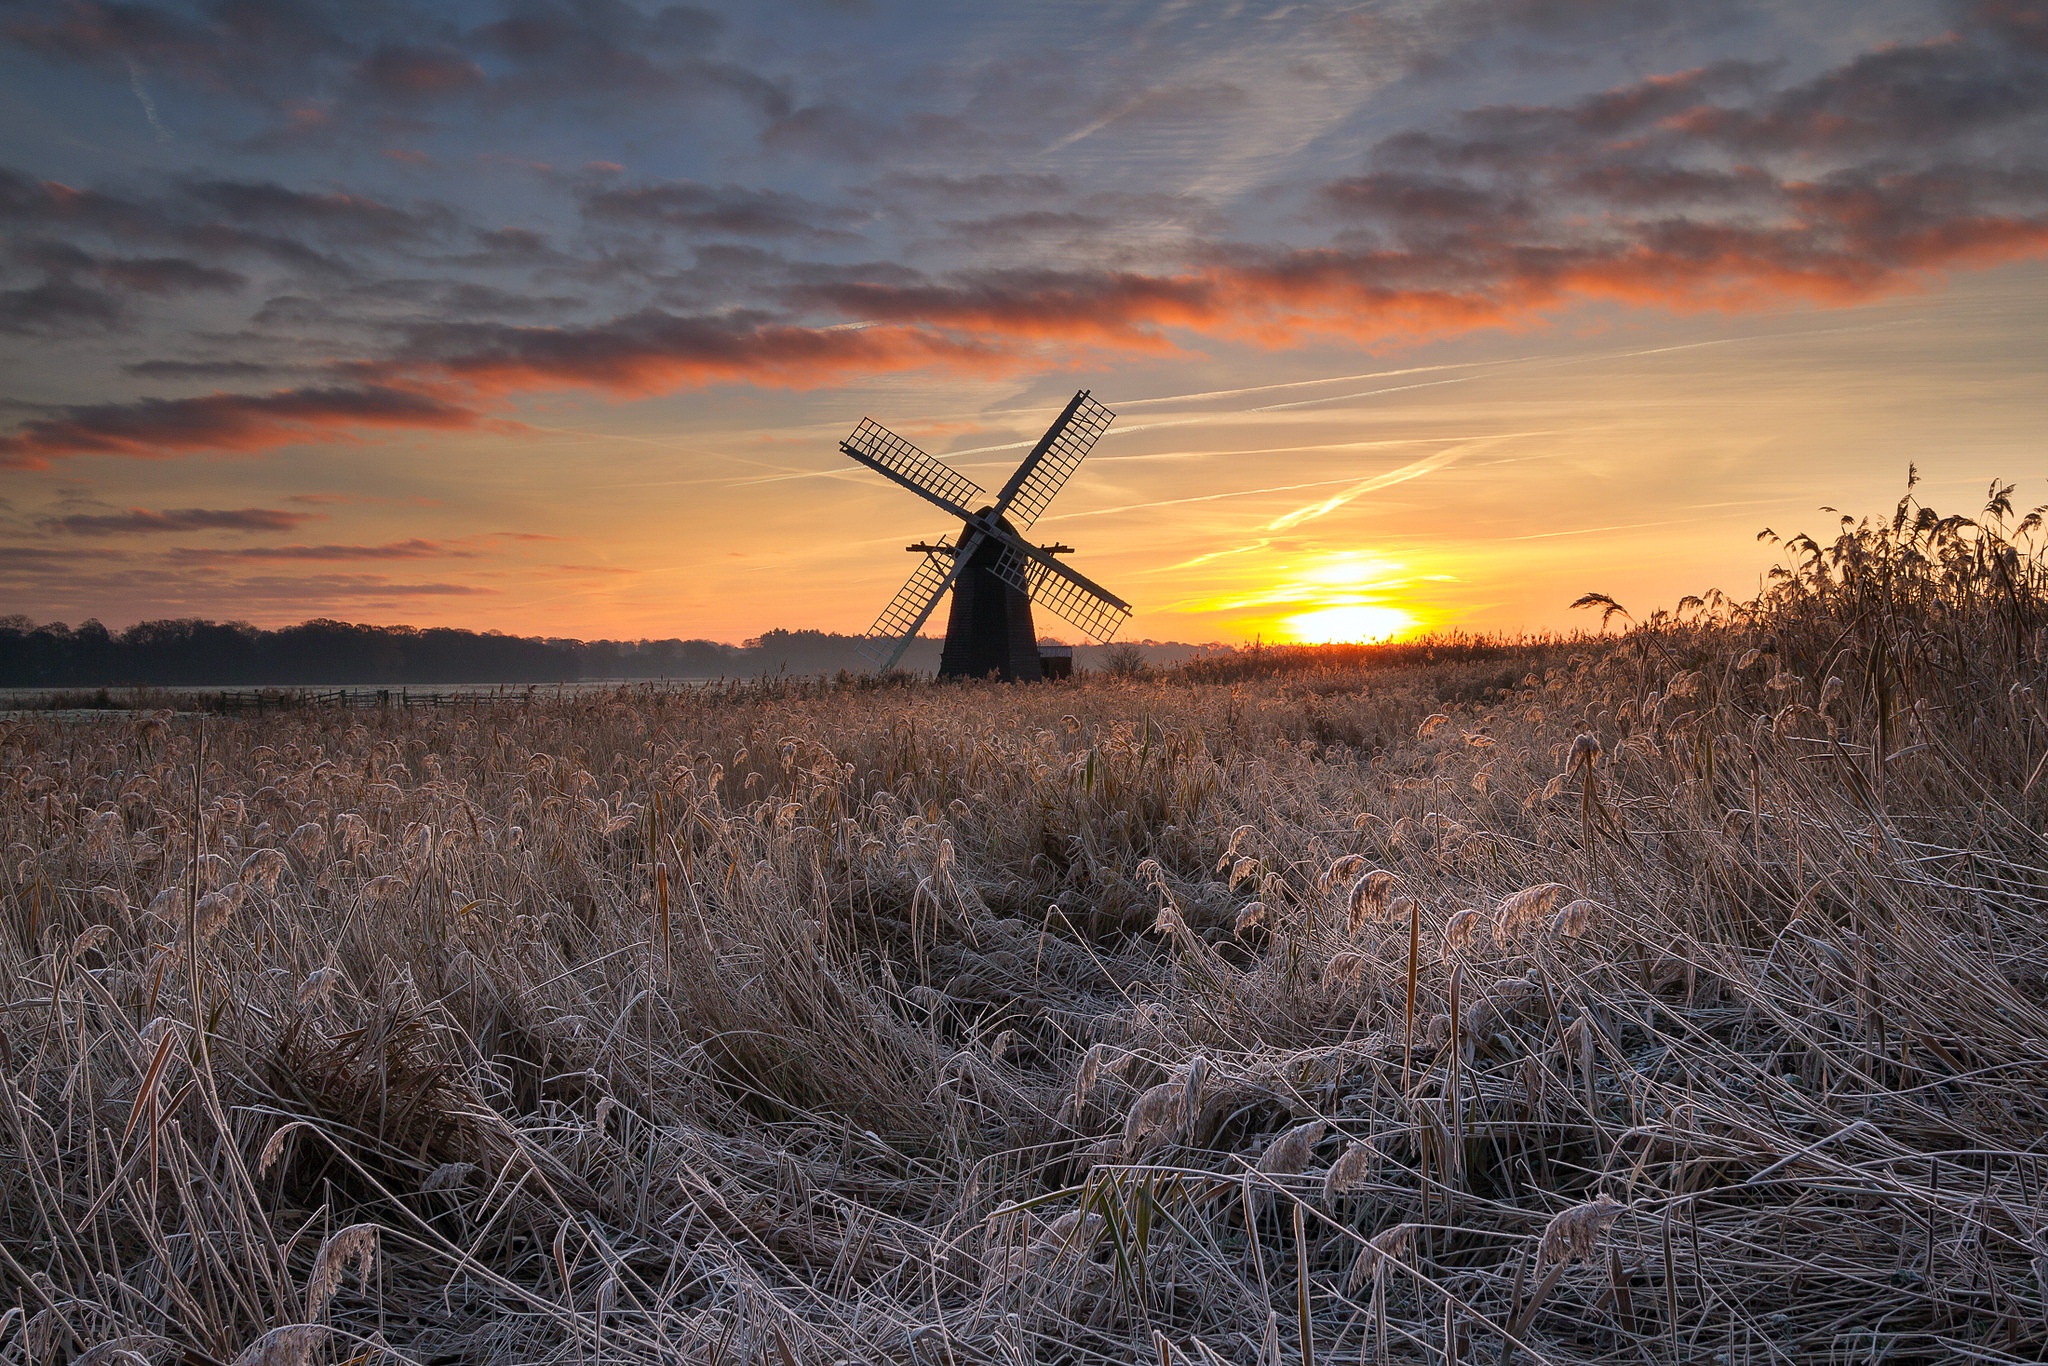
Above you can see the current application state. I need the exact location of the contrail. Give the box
[1115,358,1518,408]
[126,60,174,143]
[1500,496,1788,541]
[1264,443,1475,531]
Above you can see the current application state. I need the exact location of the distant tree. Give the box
[1100,641,1150,677]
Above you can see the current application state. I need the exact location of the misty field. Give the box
[5,486,2048,1365]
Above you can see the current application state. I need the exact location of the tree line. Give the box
[0,618,947,687]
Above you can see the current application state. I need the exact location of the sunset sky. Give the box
[3,0,2045,645]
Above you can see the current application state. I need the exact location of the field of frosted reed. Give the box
[4,482,2047,1365]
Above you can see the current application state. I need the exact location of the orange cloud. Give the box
[0,384,479,467]
[787,271,1224,344]
[406,313,1010,395]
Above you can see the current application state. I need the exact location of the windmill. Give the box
[840,389,1130,681]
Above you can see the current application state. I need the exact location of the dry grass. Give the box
[4,479,2048,1364]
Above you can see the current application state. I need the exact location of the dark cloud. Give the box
[353,42,484,98]
[1680,36,2048,153]
[1562,162,1779,210]
[786,268,1219,343]
[1388,16,2048,172]
[1318,173,1531,234]
[763,104,977,162]
[634,243,806,310]
[94,254,245,293]
[0,166,180,239]
[454,226,563,269]
[1268,17,2048,335]
[1,237,243,344]
[0,166,351,278]
[220,573,492,598]
[401,308,999,392]
[2,0,349,99]
[913,186,1223,257]
[1399,0,1747,78]
[432,281,582,317]
[1969,0,2048,53]
[124,358,280,378]
[0,279,125,335]
[470,0,780,113]
[3,0,784,126]
[0,384,479,466]
[45,505,319,534]
[249,293,344,327]
[874,172,1070,204]
[1217,160,2048,330]
[1435,0,1722,41]
[251,274,582,324]
[1373,61,1775,171]
[13,238,246,294]
[584,180,861,242]
[930,210,1117,248]
[184,178,447,243]
[0,544,92,568]
[167,537,463,561]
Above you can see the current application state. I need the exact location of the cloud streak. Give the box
[45,506,318,534]
[1264,445,1478,531]
[0,385,479,466]
[167,538,465,562]
[401,312,1002,394]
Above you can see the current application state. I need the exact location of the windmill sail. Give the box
[841,419,986,522]
[989,537,1130,643]
[836,388,1129,678]
[993,390,1114,528]
[859,531,983,669]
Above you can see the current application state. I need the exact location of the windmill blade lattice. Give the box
[990,540,1130,643]
[858,532,979,669]
[841,419,987,521]
[994,391,1114,529]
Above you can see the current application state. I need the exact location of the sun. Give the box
[1281,603,1416,644]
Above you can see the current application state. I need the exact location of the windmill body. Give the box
[838,390,1130,678]
[935,510,1043,680]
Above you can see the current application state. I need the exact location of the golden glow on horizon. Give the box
[1280,603,1416,643]
[1174,550,1431,643]
[10,269,2041,639]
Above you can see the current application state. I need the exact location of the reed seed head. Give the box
[1538,1194,1623,1267]
[1550,898,1603,937]
[1442,907,1481,954]
[1498,882,1568,934]
[306,1223,378,1320]
[1322,852,1367,890]
[1322,951,1368,987]
[1346,869,1399,933]
[1346,1223,1417,1293]
[1321,1140,1375,1201]
[1258,1118,1326,1176]
[228,1326,326,1366]
[1123,1081,1185,1153]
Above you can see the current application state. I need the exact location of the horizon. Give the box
[4,2,2046,646]
[6,615,1246,648]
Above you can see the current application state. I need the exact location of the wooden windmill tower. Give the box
[838,389,1130,680]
